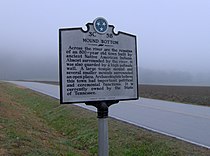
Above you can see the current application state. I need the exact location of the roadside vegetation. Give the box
[0,82,209,155]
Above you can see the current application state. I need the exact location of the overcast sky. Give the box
[0,0,210,81]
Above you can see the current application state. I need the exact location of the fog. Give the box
[0,0,210,85]
[139,68,210,86]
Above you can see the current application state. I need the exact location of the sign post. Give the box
[59,17,138,156]
[86,101,118,156]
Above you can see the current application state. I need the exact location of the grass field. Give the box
[1,82,210,155]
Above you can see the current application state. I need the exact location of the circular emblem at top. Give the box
[93,17,108,34]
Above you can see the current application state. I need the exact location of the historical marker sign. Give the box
[59,18,138,103]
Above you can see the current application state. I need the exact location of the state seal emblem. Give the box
[93,17,108,34]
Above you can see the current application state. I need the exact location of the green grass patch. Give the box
[0,82,210,155]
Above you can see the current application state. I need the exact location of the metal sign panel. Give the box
[59,18,138,103]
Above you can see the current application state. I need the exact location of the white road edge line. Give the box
[110,115,210,150]
[7,81,210,150]
[75,103,210,150]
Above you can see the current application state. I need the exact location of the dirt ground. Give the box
[21,80,210,107]
[139,84,210,106]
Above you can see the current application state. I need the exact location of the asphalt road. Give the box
[9,81,210,149]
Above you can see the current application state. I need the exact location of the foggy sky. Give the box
[0,0,210,85]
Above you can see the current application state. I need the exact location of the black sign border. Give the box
[59,23,139,104]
